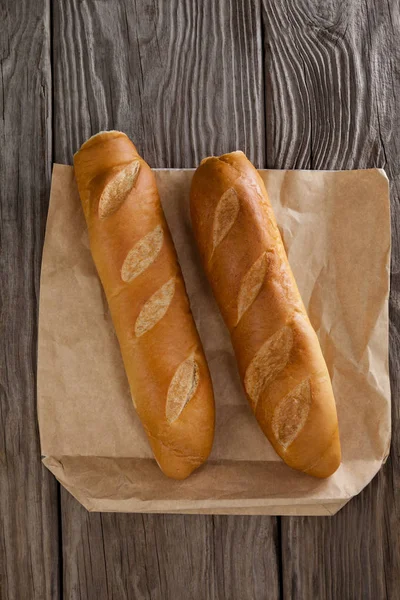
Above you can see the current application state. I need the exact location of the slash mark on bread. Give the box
[121,225,163,282]
[244,325,293,411]
[166,356,200,423]
[99,160,140,219]
[237,252,268,324]
[211,187,240,256]
[135,277,175,337]
[272,379,312,449]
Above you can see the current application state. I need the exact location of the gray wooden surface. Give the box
[0,1,59,599]
[0,0,399,598]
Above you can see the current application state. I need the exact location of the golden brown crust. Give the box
[190,151,341,478]
[74,131,215,480]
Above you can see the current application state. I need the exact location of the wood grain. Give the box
[53,0,266,168]
[0,0,59,598]
[262,0,400,597]
[53,1,279,599]
[61,494,279,600]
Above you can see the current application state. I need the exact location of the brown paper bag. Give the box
[37,165,391,515]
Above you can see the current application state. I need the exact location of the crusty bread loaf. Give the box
[74,131,215,480]
[190,151,341,478]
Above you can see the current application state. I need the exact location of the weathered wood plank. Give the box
[262,0,400,597]
[61,495,280,600]
[53,0,266,168]
[53,1,279,598]
[0,0,59,598]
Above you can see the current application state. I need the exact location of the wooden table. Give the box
[1,1,399,598]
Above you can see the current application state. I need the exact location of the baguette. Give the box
[74,131,215,480]
[190,151,341,478]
